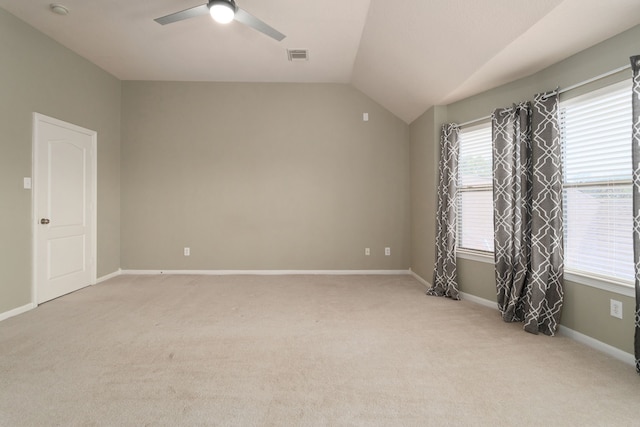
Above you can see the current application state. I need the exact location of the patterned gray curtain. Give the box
[492,103,532,322]
[491,90,563,335]
[528,90,564,336]
[631,55,640,373]
[427,123,460,300]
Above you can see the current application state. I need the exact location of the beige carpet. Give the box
[0,274,638,426]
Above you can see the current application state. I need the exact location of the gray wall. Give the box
[0,9,121,314]
[410,106,446,280]
[410,24,640,353]
[121,82,410,270]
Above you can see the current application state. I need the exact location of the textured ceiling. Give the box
[1,0,640,123]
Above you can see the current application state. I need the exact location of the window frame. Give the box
[456,121,494,256]
[559,79,634,296]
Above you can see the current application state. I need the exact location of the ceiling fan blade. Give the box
[155,4,209,25]
[234,8,286,41]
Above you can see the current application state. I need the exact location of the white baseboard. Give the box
[0,302,36,322]
[456,293,634,366]
[459,291,499,310]
[1,269,120,322]
[96,269,121,284]
[408,269,634,366]
[121,269,411,276]
[558,325,634,366]
[409,269,430,287]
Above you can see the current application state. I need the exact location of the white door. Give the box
[33,114,96,304]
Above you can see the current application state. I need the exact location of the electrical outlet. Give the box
[184,247,190,256]
[385,247,391,256]
[610,299,622,319]
[365,248,370,256]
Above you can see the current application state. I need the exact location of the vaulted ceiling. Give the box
[2,0,640,123]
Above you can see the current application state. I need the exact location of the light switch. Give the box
[23,177,32,189]
[363,113,369,121]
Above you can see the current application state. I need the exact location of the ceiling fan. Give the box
[154,0,286,41]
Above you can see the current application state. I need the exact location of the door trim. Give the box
[31,113,97,305]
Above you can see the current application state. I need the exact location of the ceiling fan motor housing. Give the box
[208,0,238,13]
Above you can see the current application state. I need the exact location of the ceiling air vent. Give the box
[287,49,309,62]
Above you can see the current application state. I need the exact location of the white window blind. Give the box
[560,80,633,283]
[457,123,494,252]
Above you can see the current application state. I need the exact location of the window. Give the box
[560,80,633,284]
[455,80,634,289]
[457,122,493,252]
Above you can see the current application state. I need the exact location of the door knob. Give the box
[40,218,50,224]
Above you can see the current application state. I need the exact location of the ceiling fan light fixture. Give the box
[50,3,69,16]
[209,0,236,24]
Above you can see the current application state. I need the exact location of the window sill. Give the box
[564,271,634,298]
[455,249,634,298]
[456,249,493,263]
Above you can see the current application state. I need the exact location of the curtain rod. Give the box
[458,115,491,128]
[457,63,632,128]
[558,64,630,94]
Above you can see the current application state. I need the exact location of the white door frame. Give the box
[31,113,97,305]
